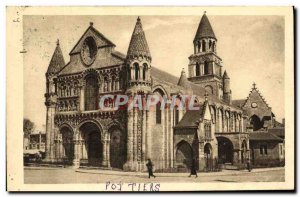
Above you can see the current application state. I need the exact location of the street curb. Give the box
[74,167,284,177]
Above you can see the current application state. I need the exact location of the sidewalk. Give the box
[74,167,284,177]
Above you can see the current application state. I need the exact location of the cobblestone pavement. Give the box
[24,167,284,184]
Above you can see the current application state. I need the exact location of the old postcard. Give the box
[6,6,294,191]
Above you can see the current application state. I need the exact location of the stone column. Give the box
[142,109,146,162]
[232,149,241,165]
[165,107,169,168]
[72,132,80,168]
[79,85,85,111]
[131,67,134,81]
[146,109,152,160]
[107,80,111,92]
[107,138,111,168]
[133,108,138,162]
[161,106,165,169]
[198,141,205,171]
[169,107,174,168]
[116,78,120,90]
[59,140,63,159]
[101,133,108,167]
[124,109,134,170]
[139,66,142,80]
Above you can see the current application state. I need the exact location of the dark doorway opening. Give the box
[217,137,233,164]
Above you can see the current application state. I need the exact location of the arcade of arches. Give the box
[55,121,126,169]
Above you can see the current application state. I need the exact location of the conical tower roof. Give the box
[194,13,216,42]
[223,70,230,79]
[178,68,191,89]
[47,40,65,74]
[127,17,151,59]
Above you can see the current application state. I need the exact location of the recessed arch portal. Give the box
[250,115,263,131]
[59,126,74,163]
[217,137,233,164]
[79,121,103,166]
[175,140,194,170]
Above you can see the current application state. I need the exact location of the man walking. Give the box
[146,159,156,178]
[188,159,198,178]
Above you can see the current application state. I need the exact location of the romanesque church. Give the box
[44,14,284,171]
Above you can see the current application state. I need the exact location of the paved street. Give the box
[24,167,284,184]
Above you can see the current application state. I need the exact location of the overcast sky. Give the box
[23,15,285,130]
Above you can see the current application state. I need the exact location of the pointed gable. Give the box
[127,17,151,59]
[59,22,125,75]
[242,83,273,118]
[69,23,115,55]
[47,40,65,74]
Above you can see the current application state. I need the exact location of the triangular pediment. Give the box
[69,25,116,55]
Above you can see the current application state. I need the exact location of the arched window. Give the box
[250,115,262,131]
[202,40,206,52]
[212,41,216,52]
[197,41,201,53]
[175,106,179,125]
[205,85,213,95]
[85,74,99,110]
[143,63,148,80]
[209,40,212,50]
[134,63,139,80]
[204,61,209,75]
[195,63,200,76]
[156,101,161,124]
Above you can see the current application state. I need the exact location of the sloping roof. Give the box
[127,17,151,58]
[112,50,126,60]
[174,106,204,129]
[151,66,180,85]
[249,131,284,142]
[268,127,285,138]
[177,69,192,89]
[47,41,66,74]
[194,13,216,42]
[232,99,246,108]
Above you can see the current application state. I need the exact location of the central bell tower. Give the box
[187,12,226,101]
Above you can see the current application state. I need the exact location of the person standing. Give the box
[247,158,252,172]
[188,159,198,178]
[146,159,156,178]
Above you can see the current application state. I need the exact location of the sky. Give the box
[23,15,285,130]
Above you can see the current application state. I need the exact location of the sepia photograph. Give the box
[6,6,294,191]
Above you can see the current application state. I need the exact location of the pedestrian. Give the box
[188,159,198,178]
[247,159,252,172]
[146,158,156,178]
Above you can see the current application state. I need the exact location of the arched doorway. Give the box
[60,126,74,163]
[204,143,213,171]
[175,141,193,170]
[80,122,102,166]
[217,137,233,164]
[241,140,247,163]
[250,115,262,131]
[109,126,127,169]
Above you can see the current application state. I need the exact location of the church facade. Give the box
[44,14,283,171]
